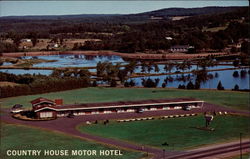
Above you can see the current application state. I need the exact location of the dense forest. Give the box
[0,6,249,53]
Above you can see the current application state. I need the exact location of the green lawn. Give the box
[0,123,144,159]
[1,87,249,110]
[78,115,250,150]
[230,153,250,159]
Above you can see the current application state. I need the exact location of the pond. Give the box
[130,68,250,90]
[0,69,53,75]
[23,55,125,67]
[2,62,13,66]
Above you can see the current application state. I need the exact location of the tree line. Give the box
[0,7,249,53]
[0,70,91,98]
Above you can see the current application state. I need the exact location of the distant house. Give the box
[150,16,163,20]
[165,37,173,40]
[47,43,59,49]
[21,39,31,42]
[170,45,194,53]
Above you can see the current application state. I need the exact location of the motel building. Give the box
[30,97,204,119]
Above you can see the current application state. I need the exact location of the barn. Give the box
[31,97,204,119]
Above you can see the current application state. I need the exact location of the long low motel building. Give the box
[31,97,204,119]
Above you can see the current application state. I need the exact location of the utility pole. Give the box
[240,133,242,159]
[163,149,165,159]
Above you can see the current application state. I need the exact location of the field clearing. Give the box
[0,123,144,159]
[0,82,20,87]
[6,38,102,50]
[0,87,248,111]
[78,115,250,150]
[202,26,228,32]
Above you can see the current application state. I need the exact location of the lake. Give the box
[1,54,249,90]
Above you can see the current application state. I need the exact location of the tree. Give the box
[164,62,174,73]
[241,41,249,54]
[129,80,135,87]
[96,61,106,77]
[233,60,240,67]
[232,71,239,78]
[125,61,137,75]
[117,69,128,84]
[186,81,195,89]
[124,81,129,87]
[233,84,239,91]
[78,69,91,78]
[194,80,200,89]
[143,78,157,88]
[215,72,219,78]
[146,62,153,73]
[110,79,117,87]
[162,83,166,88]
[51,69,63,77]
[154,78,160,86]
[92,81,98,87]
[13,35,22,47]
[217,81,224,90]
[31,37,38,47]
[178,84,185,89]
[240,70,247,78]
[154,64,160,73]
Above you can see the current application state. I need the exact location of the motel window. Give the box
[40,112,53,118]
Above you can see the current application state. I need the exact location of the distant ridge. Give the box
[136,6,243,17]
[0,6,245,20]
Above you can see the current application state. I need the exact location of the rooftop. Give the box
[34,98,204,112]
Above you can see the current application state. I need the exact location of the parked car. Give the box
[136,108,144,113]
[11,104,24,113]
[183,106,191,111]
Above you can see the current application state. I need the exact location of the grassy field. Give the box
[202,26,228,32]
[230,153,250,159]
[0,123,144,159]
[1,87,249,110]
[78,115,250,150]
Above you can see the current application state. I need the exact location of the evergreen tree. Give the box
[217,81,224,90]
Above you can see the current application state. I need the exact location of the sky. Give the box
[0,1,248,17]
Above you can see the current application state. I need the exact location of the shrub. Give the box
[232,71,239,78]
[162,83,166,88]
[92,81,98,87]
[186,81,195,89]
[240,70,247,78]
[217,81,224,90]
[124,81,129,87]
[129,80,135,87]
[110,80,117,87]
[178,84,185,89]
[233,84,239,91]
[195,80,200,89]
